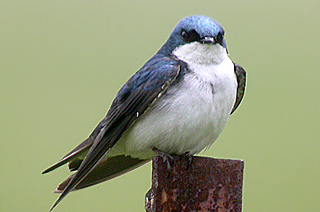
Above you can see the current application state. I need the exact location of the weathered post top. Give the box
[146,156,244,212]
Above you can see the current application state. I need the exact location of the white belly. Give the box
[109,56,237,159]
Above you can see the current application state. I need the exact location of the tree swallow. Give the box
[43,15,246,211]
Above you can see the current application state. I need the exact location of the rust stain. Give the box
[146,156,244,212]
[161,189,168,204]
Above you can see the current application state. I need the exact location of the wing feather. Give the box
[49,58,182,211]
[231,63,246,114]
[42,138,93,174]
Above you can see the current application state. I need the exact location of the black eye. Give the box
[216,32,224,44]
[181,30,188,40]
[181,29,200,43]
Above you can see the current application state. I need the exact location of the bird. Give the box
[43,15,246,211]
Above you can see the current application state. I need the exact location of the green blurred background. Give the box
[1,1,319,211]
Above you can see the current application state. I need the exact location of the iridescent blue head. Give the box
[159,15,227,55]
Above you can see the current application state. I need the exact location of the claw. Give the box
[152,147,174,171]
[181,151,193,170]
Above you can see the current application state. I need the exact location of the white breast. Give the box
[109,43,237,159]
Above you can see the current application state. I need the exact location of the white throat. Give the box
[172,42,227,65]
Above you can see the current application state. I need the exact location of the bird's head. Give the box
[159,16,228,64]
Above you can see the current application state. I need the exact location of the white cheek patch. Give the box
[172,42,227,65]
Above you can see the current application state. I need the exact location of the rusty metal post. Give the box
[145,156,244,212]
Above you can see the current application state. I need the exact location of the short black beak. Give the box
[200,37,215,44]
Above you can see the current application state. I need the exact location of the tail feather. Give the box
[42,138,93,174]
[54,155,149,193]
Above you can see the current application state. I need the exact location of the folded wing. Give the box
[49,57,184,211]
[231,63,246,114]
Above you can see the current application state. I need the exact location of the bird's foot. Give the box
[180,151,193,170]
[152,147,174,170]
